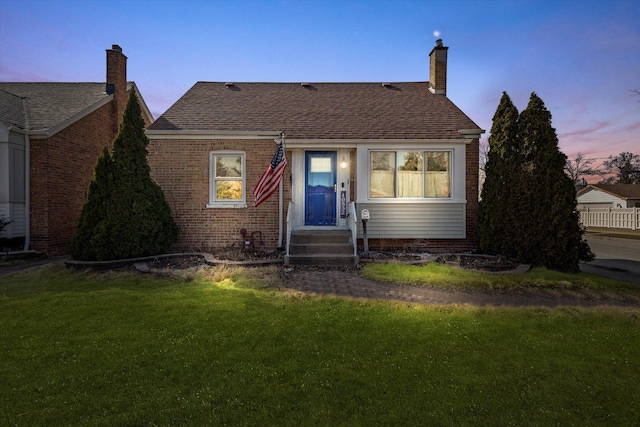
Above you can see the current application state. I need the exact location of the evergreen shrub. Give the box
[71,91,178,261]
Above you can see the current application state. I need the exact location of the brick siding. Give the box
[465,138,480,249]
[148,139,290,251]
[149,138,479,254]
[29,96,151,255]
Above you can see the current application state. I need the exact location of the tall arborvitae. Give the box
[517,93,593,271]
[477,92,521,256]
[478,92,594,272]
[71,90,178,261]
[70,146,115,260]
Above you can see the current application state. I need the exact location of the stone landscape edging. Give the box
[64,252,284,271]
[64,252,529,275]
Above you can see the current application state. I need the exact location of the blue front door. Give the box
[305,151,337,226]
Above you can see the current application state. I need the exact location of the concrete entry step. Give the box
[284,253,359,266]
[289,230,352,244]
[285,230,359,266]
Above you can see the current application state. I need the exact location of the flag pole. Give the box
[277,131,285,248]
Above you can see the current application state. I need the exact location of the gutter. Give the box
[145,129,282,140]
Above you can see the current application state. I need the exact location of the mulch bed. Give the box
[147,249,519,273]
[148,248,284,269]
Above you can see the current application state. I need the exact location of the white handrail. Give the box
[286,201,294,256]
[347,202,358,256]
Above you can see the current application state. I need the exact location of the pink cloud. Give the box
[558,120,613,138]
[620,120,640,133]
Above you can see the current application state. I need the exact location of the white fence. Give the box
[579,207,640,231]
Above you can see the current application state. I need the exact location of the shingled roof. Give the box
[0,88,26,129]
[578,184,640,200]
[147,82,481,140]
[0,82,116,132]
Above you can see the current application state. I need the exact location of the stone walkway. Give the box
[2,258,639,308]
[281,268,640,308]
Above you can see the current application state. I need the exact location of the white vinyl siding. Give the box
[356,202,465,238]
[577,189,627,208]
[356,142,467,239]
[0,130,26,239]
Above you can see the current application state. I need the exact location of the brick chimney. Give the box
[429,39,448,96]
[106,45,127,131]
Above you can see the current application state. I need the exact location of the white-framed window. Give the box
[208,151,246,208]
[369,150,451,199]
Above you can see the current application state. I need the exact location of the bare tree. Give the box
[564,152,600,188]
[478,137,489,198]
[603,152,640,184]
[479,137,489,173]
[631,89,640,101]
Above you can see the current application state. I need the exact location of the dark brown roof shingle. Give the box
[0,82,112,131]
[0,88,26,129]
[147,82,480,139]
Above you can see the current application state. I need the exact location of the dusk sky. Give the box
[1,0,639,171]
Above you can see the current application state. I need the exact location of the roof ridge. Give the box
[195,81,429,85]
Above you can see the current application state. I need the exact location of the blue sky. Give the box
[1,0,639,169]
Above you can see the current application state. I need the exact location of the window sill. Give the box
[359,198,460,204]
[206,203,248,209]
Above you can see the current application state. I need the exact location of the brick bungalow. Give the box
[0,45,153,254]
[146,40,483,261]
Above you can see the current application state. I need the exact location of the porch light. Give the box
[341,156,347,169]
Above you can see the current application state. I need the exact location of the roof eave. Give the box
[579,185,627,200]
[28,95,114,139]
[145,129,282,140]
[128,82,154,123]
[458,128,485,141]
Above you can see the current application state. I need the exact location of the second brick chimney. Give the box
[429,39,448,96]
[106,45,127,131]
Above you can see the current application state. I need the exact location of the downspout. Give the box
[23,133,30,251]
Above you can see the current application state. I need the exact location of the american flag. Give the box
[252,142,287,208]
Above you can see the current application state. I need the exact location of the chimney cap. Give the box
[429,39,448,56]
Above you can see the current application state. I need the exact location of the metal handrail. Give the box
[347,202,358,256]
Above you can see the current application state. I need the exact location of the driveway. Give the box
[581,234,640,285]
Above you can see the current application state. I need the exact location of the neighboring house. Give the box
[577,184,640,209]
[146,40,483,254]
[0,45,153,254]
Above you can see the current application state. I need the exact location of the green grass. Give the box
[362,262,640,300]
[1,264,639,426]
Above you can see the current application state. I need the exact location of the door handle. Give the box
[334,184,337,192]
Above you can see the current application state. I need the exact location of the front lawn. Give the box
[1,264,639,426]
[362,262,640,300]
